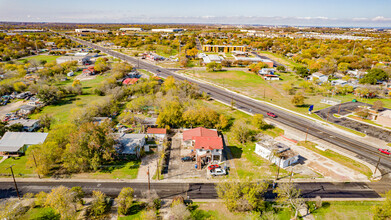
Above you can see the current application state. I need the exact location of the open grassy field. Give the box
[311,201,381,220]
[19,55,61,63]
[298,141,372,178]
[0,156,35,177]
[258,51,304,69]
[30,75,109,124]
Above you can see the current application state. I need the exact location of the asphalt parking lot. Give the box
[315,101,391,142]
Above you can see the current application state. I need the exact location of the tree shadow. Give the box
[127,202,146,215]
[227,146,243,158]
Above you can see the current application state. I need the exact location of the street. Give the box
[0,181,381,200]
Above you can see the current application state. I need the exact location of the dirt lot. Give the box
[0,101,25,118]
[315,102,391,142]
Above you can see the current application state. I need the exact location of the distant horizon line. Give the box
[0,21,390,30]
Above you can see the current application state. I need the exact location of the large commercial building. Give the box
[119,28,143,32]
[202,45,247,53]
[151,28,184,33]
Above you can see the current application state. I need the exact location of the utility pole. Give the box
[7,165,20,200]
[338,103,341,115]
[264,88,266,100]
[32,153,41,179]
[147,166,150,191]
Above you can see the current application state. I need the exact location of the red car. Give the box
[267,112,277,118]
[208,164,221,170]
[378,149,391,155]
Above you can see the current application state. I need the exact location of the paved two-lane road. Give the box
[0,181,382,200]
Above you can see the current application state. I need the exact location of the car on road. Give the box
[210,168,227,176]
[378,148,391,155]
[267,112,277,118]
[181,156,195,162]
[207,164,220,170]
[156,69,161,72]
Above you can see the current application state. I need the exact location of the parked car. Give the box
[208,164,220,170]
[267,112,277,118]
[378,148,391,155]
[210,168,227,176]
[181,156,195,162]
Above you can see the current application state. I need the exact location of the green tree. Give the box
[291,93,305,106]
[45,186,78,219]
[116,187,134,215]
[206,62,222,72]
[294,67,309,78]
[231,119,252,144]
[252,114,266,129]
[276,66,286,72]
[157,100,183,128]
[359,68,389,85]
[373,190,391,220]
[337,62,350,72]
[63,122,116,172]
[216,179,268,212]
[88,191,111,218]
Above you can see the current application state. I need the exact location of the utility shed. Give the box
[255,139,299,168]
[0,132,48,155]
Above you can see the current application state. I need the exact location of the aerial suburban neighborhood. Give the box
[0,1,391,219]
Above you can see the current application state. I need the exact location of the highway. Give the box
[64,35,391,179]
[0,181,381,199]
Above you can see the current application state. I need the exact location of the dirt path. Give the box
[137,153,158,180]
[0,101,25,118]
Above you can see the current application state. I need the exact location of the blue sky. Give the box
[1,0,391,27]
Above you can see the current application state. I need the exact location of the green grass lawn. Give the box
[88,160,141,179]
[118,202,145,219]
[0,156,35,177]
[311,201,381,220]
[298,141,372,178]
[19,55,61,63]
[30,94,107,124]
[21,207,60,219]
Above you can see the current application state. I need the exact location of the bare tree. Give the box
[274,182,306,219]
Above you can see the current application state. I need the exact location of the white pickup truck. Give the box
[210,168,227,176]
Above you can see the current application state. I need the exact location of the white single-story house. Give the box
[114,133,147,158]
[259,68,276,75]
[147,128,167,141]
[7,119,41,132]
[255,140,299,168]
[18,105,36,115]
[0,132,48,155]
[202,55,224,64]
[309,72,329,83]
[263,74,280,81]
